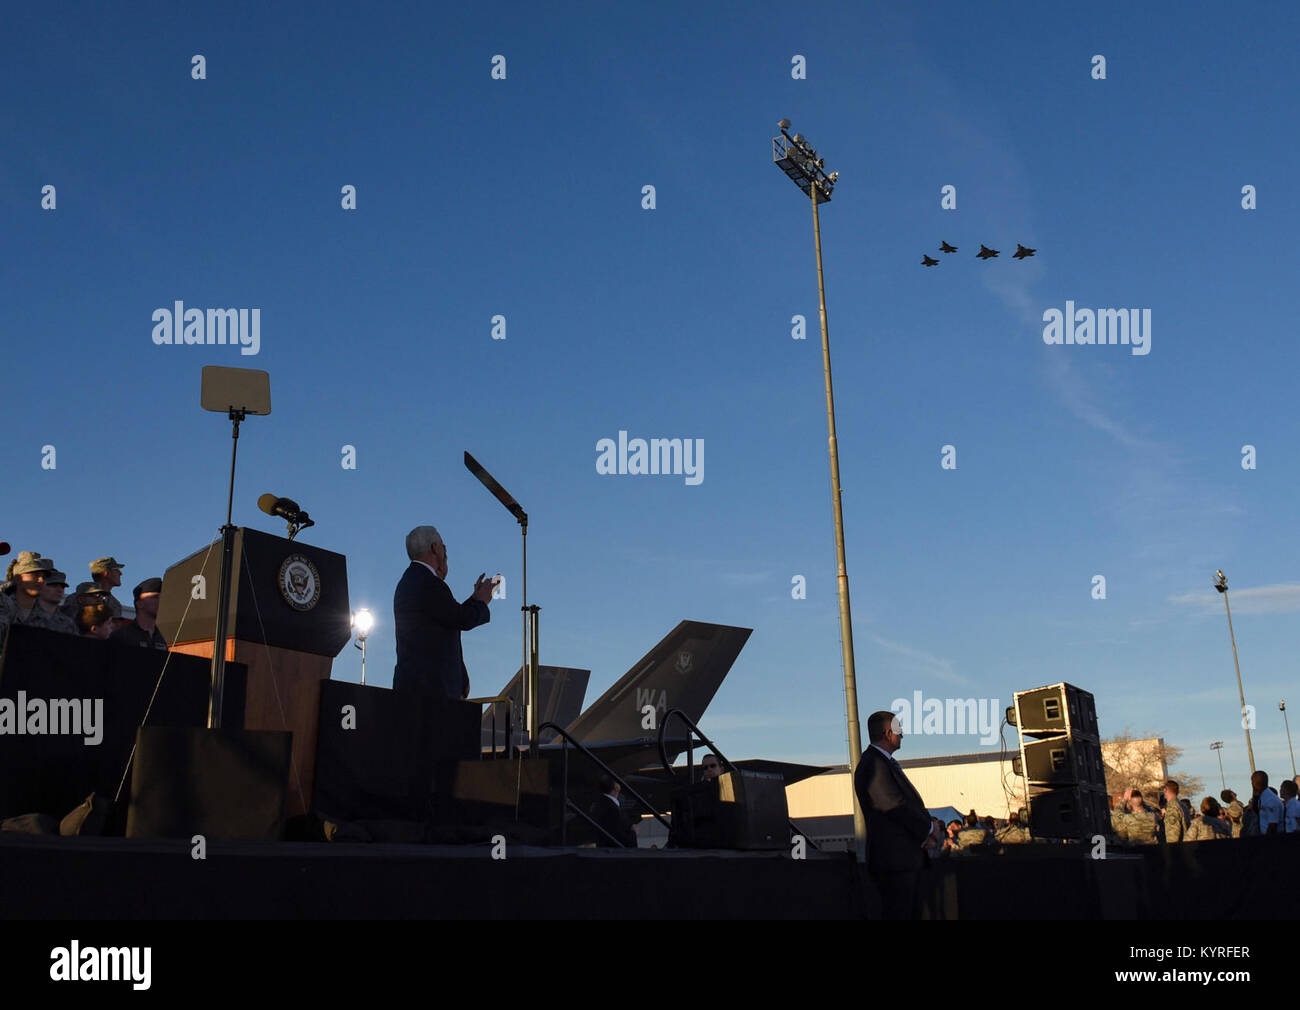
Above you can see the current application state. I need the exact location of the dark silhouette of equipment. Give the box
[1013,244,1036,259]
[1009,683,1108,839]
[922,255,939,267]
[940,241,957,253]
[977,244,1000,259]
[126,726,292,841]
[669,770,790,849]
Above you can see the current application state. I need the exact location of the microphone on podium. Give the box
[258,494,315,540]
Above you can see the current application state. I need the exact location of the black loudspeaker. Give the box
[1012,682,1104,840]
[1012,683,1098,738]
[1023,735,1106,787]
[669,770,789,850]
[1027,784,1111,838]
[126,726,292,840]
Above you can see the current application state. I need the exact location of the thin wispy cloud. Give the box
[1169,583,1300,616]
[1043,353,1158,452]
[867,633,969,686]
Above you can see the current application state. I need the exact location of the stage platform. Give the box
[0,834,867,919]
[6,830,1291,920]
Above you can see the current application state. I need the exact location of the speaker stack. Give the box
[1008,683,1110,840]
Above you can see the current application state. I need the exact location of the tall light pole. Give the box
[772,119,865,857]
[1213,570,1255,774]
[1210,741,1225,791]
[1282,701,1296,779]
[352,608,374,685]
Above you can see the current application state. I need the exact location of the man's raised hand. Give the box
[473,573,497,603]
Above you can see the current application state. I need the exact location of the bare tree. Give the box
[1102,727,1205,800]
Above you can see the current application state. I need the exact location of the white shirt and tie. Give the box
[871,743,931,846]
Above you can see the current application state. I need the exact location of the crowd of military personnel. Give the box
[929,770,1300,853]
[1111,772,1300,843]
[935,808,1033,853]
[0,551,168,653]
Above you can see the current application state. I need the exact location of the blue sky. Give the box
[4,1,1299,799]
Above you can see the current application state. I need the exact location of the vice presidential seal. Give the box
[278,554,321,611]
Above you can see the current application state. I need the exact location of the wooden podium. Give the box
[157,527,352,817]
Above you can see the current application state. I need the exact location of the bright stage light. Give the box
[352,608,375,638]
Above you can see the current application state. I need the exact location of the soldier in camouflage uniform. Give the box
[1118,788,1158,844]
[1225,800,1246,837]
[11,558,78,635]
[1185,797,1231,841]
[0,581,14,652]
[1162,780,1189,843]
[88,557,126,621]
[996,809,1030,844]
[0,551,33,652]
[59,581,110,622]
[955,810,989,850]
[1111,795,1130,841]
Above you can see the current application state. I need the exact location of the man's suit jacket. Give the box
[854,746,933,873]
[392,562,490,703]
[589,793,637,848]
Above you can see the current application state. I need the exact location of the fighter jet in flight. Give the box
[976,245,1000,259]
[922,254,939,267]
[1013,244,1036,260]
[939,241,957,254]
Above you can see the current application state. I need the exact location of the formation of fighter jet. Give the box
[920,241,1036,266]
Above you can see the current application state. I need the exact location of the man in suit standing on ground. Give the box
[393,525,496,703]
[854,709,938,919]
[589,773,638,847]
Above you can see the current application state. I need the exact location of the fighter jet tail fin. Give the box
[564,621,752,746]
[481,665,591,750]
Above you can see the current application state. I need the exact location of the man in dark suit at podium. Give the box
[854,709,937,920]
[393,525,496,702]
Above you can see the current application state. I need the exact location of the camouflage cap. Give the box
[74,581,108,596]
[9,551,43,577]
[1228,800,1244,819]
[13,555,55,576]
[89,557,125,574]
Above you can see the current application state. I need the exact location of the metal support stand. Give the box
[463,452,537,754]
[208,407,245,729]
